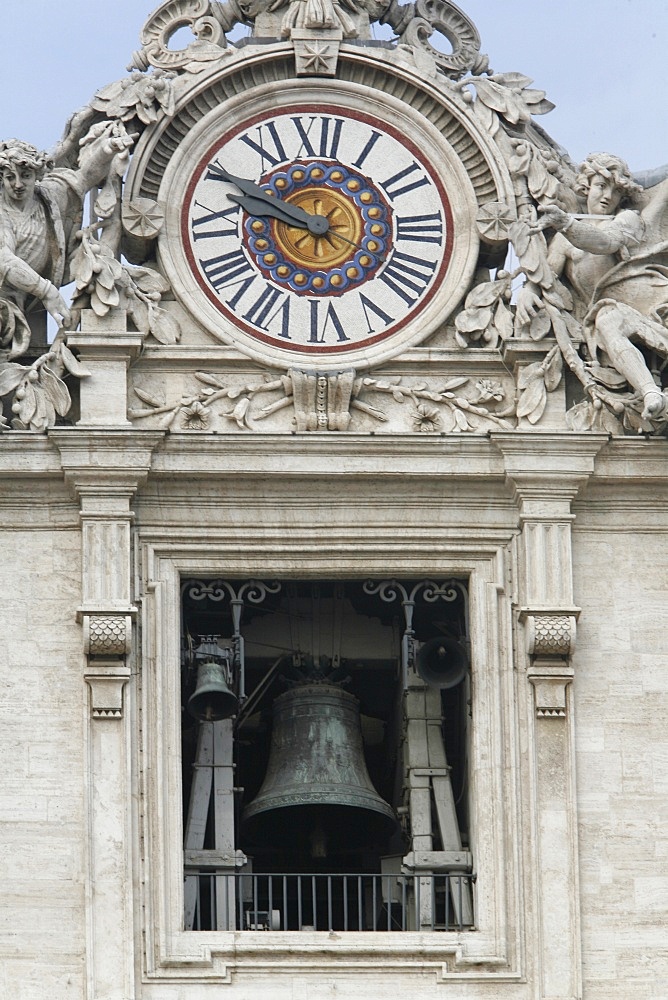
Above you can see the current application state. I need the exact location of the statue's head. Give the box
[0,139,52,179]
[0,140,52,206]
[575,153,642,214]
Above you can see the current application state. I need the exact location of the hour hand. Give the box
[228,192,310,229]
[227,191,329,235]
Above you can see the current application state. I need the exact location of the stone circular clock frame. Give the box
[125,46,513,372]
[157,78,482,371]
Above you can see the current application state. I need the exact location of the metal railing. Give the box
[187,871,475,932]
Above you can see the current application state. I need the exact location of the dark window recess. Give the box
[181,579,474,932]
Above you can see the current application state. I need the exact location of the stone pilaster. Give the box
[51,428,163,1000]
[494,433,606,1000]
[66,309,144,427]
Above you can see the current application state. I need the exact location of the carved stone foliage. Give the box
[69,238,180,345]
[0,341,90,432]
[388,0,489,79]
[454,138,668,435]
[3,0,668,442]
[130,368,516,433]
[0,121,147,431]
[127,0,489,77]
[129,0,235,74]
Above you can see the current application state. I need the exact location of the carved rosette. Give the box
[83,614,133,656]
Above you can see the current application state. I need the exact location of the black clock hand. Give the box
[227,194,327,232]
[210,163,329,234]
[326,229,386,261]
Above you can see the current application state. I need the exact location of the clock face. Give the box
[159,91,479,369]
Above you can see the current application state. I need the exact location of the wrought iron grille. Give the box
[187,871,475,932]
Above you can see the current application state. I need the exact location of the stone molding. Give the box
[139,540,521,982]
[84,659,131,719]
[528,664,574,719]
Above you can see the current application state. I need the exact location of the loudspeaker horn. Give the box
[416,635,468,689]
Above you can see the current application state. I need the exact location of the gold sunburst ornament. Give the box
[243,161,392,295]
[274,186,363,268]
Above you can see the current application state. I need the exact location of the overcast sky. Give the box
[1,1,666,172]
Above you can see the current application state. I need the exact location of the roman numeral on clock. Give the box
[351,130,382,170]
[291,116,344,160]
[237,121,288,169]
[379,250,437,305]
[396,212,443,245]
[380,163,430,201]
[200,249,255,294]
[191,201,239,241]
[242,284,291,338]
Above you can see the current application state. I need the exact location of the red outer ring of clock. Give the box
[182,104,455,355]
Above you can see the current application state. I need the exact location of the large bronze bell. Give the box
[242,682,397,856]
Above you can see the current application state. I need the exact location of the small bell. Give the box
[188,656,238,721]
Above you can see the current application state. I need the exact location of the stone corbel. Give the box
[521,607,579,658]
[520,609,579,718]
[84,659,131,719]
[82,612,133,656]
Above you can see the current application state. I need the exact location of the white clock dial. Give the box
[185,107,450,352]
[158,88,479,370]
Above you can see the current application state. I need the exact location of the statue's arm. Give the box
[41,125,135,217]
[539,205,643,255]
[0,232,70,325]
[634,163,668,189]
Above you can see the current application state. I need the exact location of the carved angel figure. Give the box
[0,125,134,358]
[518,152,668,419]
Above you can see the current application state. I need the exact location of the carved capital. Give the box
[524,612,577,657]
[85,660,131,719]
[528,666,573,719]
[83,614,133,656]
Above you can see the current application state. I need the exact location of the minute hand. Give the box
[210,163,328,234]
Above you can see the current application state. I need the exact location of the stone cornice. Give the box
[0,429,665,490]
[149,432,507,479]
[48,428,166,498]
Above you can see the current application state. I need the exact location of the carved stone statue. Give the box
[518,153,668,419]
[0,126,134,358]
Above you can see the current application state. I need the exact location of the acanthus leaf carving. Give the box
[68,232,181,346]
[129,0,234,74]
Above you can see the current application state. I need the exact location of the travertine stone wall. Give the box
[1,436,667,1000]
[0,525,85,1000]
[573,518,668,1000]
